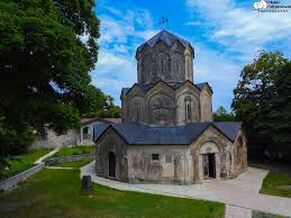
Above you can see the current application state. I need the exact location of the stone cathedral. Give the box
[94,30,247,184]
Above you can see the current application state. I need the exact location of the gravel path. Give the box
[80,162,291,217]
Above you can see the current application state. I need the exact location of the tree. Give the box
[96,96,121,118]
[0,0,107,154]
[268,62,291,150]
[232,51,291,160]
[213,106,236,122]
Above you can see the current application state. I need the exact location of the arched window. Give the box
[157,53,169,79]
[142,54,154,82]
[83,127,90,135]
[135,103,140,122]
[130,96,145,123]
[158,53,165,74]
[82,126,91,140]
[185,96,192,121]
[173,52,183,80]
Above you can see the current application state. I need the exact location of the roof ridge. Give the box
[122,80,202,96]
[137,29,192,53]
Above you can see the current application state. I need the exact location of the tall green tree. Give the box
[269,62,291,146]
[213,106,236,122]
[96,96,121,118]
[0,0,106,153]
[232,51,291,159]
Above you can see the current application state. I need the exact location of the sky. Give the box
[90,0,291,111]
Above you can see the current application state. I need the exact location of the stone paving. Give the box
[225,205,252,218]
[80,162,291,217]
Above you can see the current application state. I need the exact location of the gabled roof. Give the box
[93,121,242,145]
[137,29,194,54]
[195,82,213,93]
[120,81,211,98]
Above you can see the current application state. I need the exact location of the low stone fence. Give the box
[0,163,45,192]
[44,154,94,166]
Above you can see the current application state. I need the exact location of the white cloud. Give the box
[187,0,291,59]
[91,48,136,103]
[185,0,291,110]
[92,7,157,105]
[194,44,240,110]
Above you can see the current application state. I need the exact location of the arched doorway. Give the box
[202,153,216,179]
[199,142,220,180]
[108,152,116,178]
[82,126,91,140]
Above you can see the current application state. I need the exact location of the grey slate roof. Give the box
[120,81,211,98]
[93,121,242,145]
[137,29,193,53]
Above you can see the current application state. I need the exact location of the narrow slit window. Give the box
[187,104,191,119]
[152,154,159,161]
[185,96,192,120]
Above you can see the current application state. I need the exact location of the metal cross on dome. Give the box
[159,16,168,29]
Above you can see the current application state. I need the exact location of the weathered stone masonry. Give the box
[94,30,247,184]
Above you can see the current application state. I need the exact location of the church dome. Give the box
[136,29,195,84]
[137,29,194,54]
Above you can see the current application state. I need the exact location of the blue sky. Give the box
[91,0,291,111]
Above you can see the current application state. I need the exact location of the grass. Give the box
[260,171,291,198]
[54,159,93,168]
[0,169,225,218]
[1,148,52,180]
[252,210,285,218]
[52,145,94,157]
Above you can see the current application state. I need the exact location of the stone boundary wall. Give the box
[0,163,45,192]
[45,154,94,166]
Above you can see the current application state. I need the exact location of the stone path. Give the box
[225,205,252,218]
[34,147,60,164]
[45,166,76,170]
[80,162,291,218]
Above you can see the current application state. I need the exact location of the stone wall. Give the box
[121,81,212,126]
[31,120,105,149]
[190,126,234,181]
[136,41,193,84]
[95,128,128,182]
[200,87,213,121]
[45,154,94,166]
[127,145,192,184]
[32,128,79,149]
[95,125,247,184]
[0,163,44,192]
[233,130,248,176]
[190,126,247,182]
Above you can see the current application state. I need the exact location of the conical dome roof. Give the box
[137,29,194,53]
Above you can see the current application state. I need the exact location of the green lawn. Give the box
[260,171,291,198]
[252,210,285,218]
[52,145,94,157]
[1,148,52,180]
[0,169,225,218]
[54,159,93,168]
